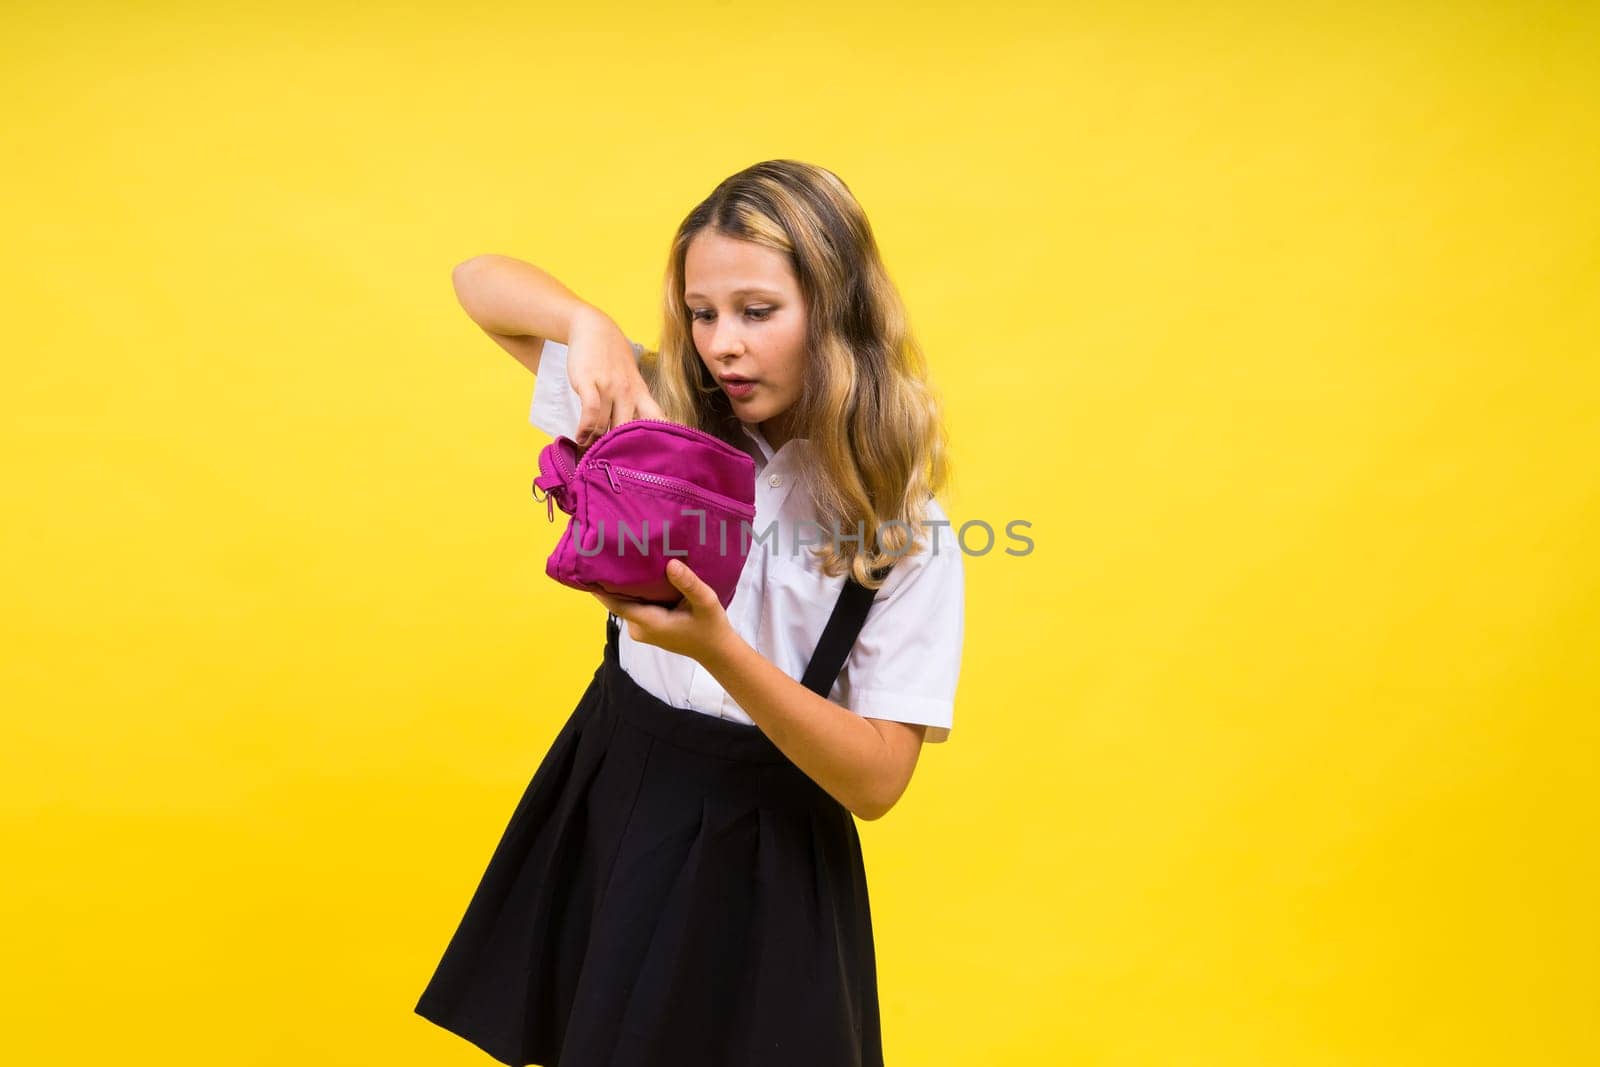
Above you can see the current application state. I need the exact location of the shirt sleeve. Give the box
[528,337,647,439]
[832,502,966,743]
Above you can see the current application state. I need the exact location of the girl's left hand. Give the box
[592,559,736,664]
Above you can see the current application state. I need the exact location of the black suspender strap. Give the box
[799,565,892,698]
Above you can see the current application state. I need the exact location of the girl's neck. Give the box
[761,424,789,453]
[759,411,799,453]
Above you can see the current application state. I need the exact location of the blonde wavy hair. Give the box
[641,159,951,591]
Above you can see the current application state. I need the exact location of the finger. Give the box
[664,558,714,608]
[573,380,605,445]
[636,393,666,422]
[607,598,673,643]
[574,380,618,446]
[601,590,650,616]
[594,394,622,442]
[615,378,664,425]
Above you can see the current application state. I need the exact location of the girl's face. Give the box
[684,230,809,450]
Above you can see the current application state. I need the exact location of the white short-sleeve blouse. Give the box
[528,338,964,743]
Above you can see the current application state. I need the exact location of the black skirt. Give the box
[414,614,885,1066]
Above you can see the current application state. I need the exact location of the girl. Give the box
[415,159,964,1067]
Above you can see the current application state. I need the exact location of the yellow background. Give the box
[4,1,1596,1064]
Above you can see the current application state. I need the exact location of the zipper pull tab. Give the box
[596,459,622,493]
[531,481,557,521]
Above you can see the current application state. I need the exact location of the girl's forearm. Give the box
[699,631,892,820]
[451,253,608,344]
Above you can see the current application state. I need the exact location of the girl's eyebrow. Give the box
[684,287,781,300]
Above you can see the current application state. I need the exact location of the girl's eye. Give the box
[689,307,774,322]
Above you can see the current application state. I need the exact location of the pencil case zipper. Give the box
[591,459,757,519]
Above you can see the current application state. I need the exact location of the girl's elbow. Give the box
[852,783,905,822]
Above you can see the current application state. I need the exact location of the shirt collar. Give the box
[737,420,810,465]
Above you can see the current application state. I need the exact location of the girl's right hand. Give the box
[566,306,666,448]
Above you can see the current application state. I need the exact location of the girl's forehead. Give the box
[688,232,791,272]
[685,260,797,297]
[684,232,801,301]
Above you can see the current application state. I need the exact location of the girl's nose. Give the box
[711,321,747,359]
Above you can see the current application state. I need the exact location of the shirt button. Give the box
[768,473,783,487]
